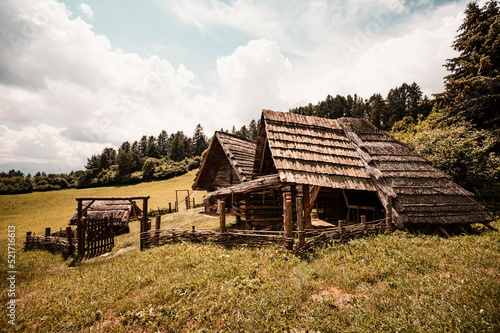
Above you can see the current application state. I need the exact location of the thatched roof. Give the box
[69,200,141,226]
[193,131,256,191]
[253,110,376,191]
[338,117,494,225]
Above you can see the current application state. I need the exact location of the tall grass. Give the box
[0,171,499,332]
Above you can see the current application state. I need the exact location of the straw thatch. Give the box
[193,131,257,191]
[68,200,141,227]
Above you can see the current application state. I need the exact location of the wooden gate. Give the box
[84,216,114,258]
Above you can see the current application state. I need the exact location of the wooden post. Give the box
[361,215,367,231]
[175,200,178,212]
[283,192,293,250]
[154,215,161,246]
[25,232,32,250]
[338,219,343,234]
[303,184,312,229]
[386,196,393,229]
[185,196,190,210]
[141,198,149,251]
[219,200,226,233]
[77,199,85,258]
[169,202,172,213]
[297,197,305,248]
[192,198,196,208]
[45,227,51,237]
[66,226,73,255]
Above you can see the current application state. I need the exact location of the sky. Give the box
[0,0,477,174]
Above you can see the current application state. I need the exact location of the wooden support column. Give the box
[296,197,305,248]
[219,200,226,233]
[338,219,344,234]
[386,196,393,229]
[77,199,85,258]
[45,227,51,237]
[303,184,312,229]
[283,192,293,250]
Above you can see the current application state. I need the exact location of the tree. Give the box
[168,131,191,162]
[249,119,259,140]
[146,136,161,158]
[368,93,386,128]
[437,1,500,132]
[117,142,133,178]
[157,130,170,157]
[192,124,208,156]
[99,147,116,170]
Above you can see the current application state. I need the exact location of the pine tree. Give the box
[192,124,208,156]
[157,130,169,157]
[437,0,500,131]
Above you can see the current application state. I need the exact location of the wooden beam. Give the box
[438,225,450,238]
[283,192,293,250]
[296,197,305,248]
[303,184,312,229]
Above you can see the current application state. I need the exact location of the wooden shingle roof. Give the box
[192,131,256,191]
[254,110,376,191]
[339,117,494,225]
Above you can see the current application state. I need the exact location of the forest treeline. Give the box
[1,1,498,215]
[0,125,209,193]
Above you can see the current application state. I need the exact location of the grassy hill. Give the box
[0,170,499,332]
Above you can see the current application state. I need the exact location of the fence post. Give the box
[386,196,393,229]
[141,198,149,251]
[361,215,367,231]
[77,199,85,258]
[45,227,51,237]
[66,227,73,255]
[219,200,226,233]
[283,192,293,250]
[175,200,178,212]
[169,202,172,213]
[154,215,161,246]
[192,198,196,208]
[296,197,305,248]
[25,232,32,250]
[185,196,190,209]
[338,219,343,234]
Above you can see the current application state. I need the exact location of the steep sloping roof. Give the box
[338,117,494,225]
[253,110,376,191]
[193,131,256,191]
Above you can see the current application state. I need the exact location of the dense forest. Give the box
[1,1,499,215]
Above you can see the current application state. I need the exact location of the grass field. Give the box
[1,170,499,332]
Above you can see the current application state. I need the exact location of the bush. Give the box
[0,176,33,194]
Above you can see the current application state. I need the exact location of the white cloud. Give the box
[0,0,470,172]
[79,3,94,19]
[216,39,292,126]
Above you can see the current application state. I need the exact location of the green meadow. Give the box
[1,170,499,332]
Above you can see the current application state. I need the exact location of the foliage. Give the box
[436,0,500,133]
[392,111,500,213]
[289,82,432,130]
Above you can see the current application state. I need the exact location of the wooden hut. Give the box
[69,200,142,234]
[193,131,257,212]
[204,110,493,230]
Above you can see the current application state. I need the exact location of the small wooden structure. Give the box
[75,196,150,256]
[69,199,142,234]
[192,131,257,212]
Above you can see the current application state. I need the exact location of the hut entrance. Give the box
[315,188,383,224]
